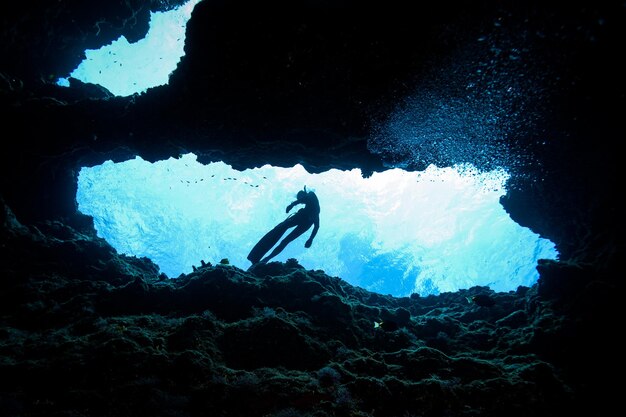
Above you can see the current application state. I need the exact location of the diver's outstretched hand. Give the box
[305,239,312,248]
[286,202,295,213]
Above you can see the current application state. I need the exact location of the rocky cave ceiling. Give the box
[1,0,623,270]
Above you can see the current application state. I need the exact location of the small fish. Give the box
[374,320,399,332]
[466,294,496,307]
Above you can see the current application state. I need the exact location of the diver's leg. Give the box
[247,217,297,263]
[260,223,311,263]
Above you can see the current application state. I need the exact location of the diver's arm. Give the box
[305,217,319,248]
[286,200,299,213]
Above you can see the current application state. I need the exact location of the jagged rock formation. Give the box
[1,209,617,416]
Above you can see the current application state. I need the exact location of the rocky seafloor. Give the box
[1,199,620,417]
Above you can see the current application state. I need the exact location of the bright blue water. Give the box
[77,154,558,296]
[57,0,202,96]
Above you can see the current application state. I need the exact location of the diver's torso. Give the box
[294,193,319,224]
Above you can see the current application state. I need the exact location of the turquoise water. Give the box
[77,154,557,296]
[57,0,202,96]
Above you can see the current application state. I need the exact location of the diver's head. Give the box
[297,190,307,200]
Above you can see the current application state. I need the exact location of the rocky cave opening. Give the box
[61,0,558,297]
[1,1,622,416]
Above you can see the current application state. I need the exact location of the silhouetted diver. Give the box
[247,186,320,264]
